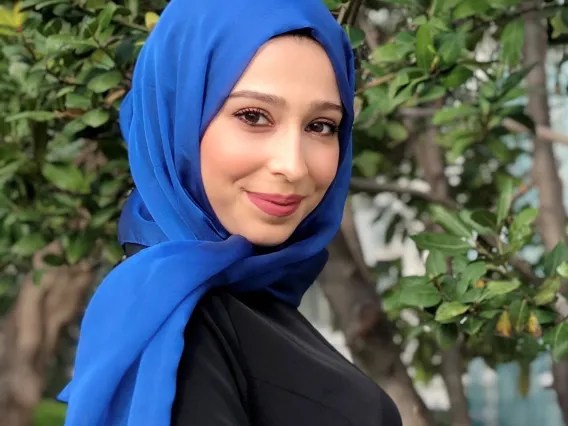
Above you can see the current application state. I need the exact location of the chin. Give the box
[240,225,296,247]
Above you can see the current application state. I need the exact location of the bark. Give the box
[414,123,472,426]
[522,3,568,423]
[319,203,435,426]
[0,242,95,426]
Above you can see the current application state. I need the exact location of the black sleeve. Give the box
[171,295,251,426]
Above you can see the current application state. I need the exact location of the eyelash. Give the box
[233,108,339,136]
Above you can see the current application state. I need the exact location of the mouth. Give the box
[246,191,305,218]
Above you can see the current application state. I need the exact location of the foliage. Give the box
[2,0,568,411]
[342,0,568,390]
[33,400,66,426]
[0,0,167,312]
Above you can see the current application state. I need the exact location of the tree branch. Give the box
[349,177,459,209]
[410,111,471,426]
[522,3,568,420]
[398,107,568,146]
[320,201,435,426]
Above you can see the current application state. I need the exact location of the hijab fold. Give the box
[59,1,355,424]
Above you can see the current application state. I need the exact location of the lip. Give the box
[246,192,304,217]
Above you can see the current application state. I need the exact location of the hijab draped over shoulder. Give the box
[58,0,355,424]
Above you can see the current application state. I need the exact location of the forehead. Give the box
[230,36,341,103]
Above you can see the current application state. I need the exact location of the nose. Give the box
[266,128,309,182]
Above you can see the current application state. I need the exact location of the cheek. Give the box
[306,143,340,191]
[201,126,262,186]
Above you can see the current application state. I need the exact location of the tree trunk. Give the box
[522,3,568,422]
[319,203,435,426]
[0,243,95,426]
[414,122,472,426]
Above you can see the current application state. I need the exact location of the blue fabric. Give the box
[58,0,355,425]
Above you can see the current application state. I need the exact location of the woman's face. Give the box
[200,35,342,246]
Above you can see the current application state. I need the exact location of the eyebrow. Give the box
[228,90,343,114]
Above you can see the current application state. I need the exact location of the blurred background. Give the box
[1,0,568,425]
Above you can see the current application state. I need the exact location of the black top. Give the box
[170,289,402,426]
[124,243,401,426]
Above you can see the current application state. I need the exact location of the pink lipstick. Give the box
[246,192,304,217]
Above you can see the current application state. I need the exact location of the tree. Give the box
[0,1,158,424]
[319,0,568,425]
[2,0,568,425]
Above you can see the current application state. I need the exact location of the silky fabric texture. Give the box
[58,1,355,425]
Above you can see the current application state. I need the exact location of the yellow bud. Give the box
[527,312,542,338]
[0,2,27,31]
[474,279,486,289]
[145,12,159,30]
[496,311,512,338]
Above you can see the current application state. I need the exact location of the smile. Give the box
[246,192,304,217]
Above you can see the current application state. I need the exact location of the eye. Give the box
[307,120,338,136]
[234,108,271,126]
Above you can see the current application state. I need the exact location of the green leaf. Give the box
[66,234,96,264]
[496,176,514,225]
[500,19,524,66]
[323,0,343,10]
[459,261,487,294]
[557,262,568,278]
[499,66,534,99]
[479,309,501,319]
[480,279,521,302]
[42,163,88,193]
[488,0,522,8]
[416,24,435,71]
[372,43,406,63]
[552,323,568,361]
[87,71,122,93]
[470,209,498,232]
[399,276,442,308]
[453,0,489,19]
[438,32,465,65]
[96,2,117,34]
[429,205,472,238]
[534,277,561,306]
[103,240,125,264]
[442,65,473,89]
[65,93,92,110]
[5,111,56,122]
[46,35,97,51]
[509,207,538,232]
[430,0,462,15]
[12,234,47,257]
[412,232,471,255]
[464,317,486,335]
[81,109,110,127]
[544,242,568,276]
[385,121,408,141]
[434,323,458,349]
[343,25,365,49]
[90,206,116,228]
[435,301,469,322]
[459,209,495,235]
[417,85,446,103]
[533,309,557,325]
[452,256,469,274]
[551,10,568,39]
[352,151,382,177]
[42,254,65,267]
[508,207,538,251]
[508,299,529,334]
[433,105,478,126]
[426,250,447,277]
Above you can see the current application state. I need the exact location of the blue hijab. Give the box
[58,0,354,424]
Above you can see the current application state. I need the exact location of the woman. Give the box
[58,0,402,425]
